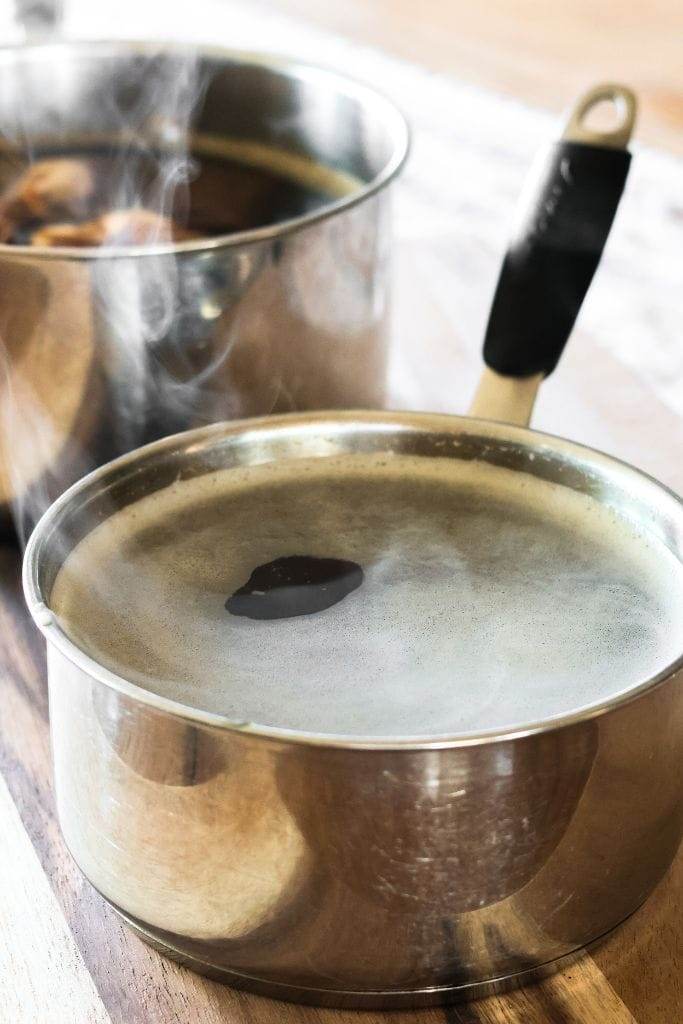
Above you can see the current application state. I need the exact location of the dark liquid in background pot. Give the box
[0,144,350,244]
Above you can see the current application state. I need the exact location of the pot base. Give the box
[108,900,627,1009]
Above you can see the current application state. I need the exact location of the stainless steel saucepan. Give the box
[0,40,408,526]
[24,86,683,1008]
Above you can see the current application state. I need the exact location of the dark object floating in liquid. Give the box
[226,555,364,620]
[0,151,337,246]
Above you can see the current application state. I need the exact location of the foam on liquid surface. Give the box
[50,453,683,737]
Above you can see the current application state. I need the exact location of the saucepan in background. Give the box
[0,40,409,537]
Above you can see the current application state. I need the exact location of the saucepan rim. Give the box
[0,38,410,261]
[23,409,683,751]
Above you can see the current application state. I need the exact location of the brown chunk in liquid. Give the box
[0,149,350,247]
[0,158,96,241]
[31,208,200,247]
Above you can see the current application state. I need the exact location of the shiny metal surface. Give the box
[24,411,683,1006]
[0,42,408,519]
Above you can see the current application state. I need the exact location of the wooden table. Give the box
[1,1,682,1021]
[255,0,683,155]
[3,317,682,1024]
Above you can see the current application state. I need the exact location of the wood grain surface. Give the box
[1,1,682,1021]
[254,0,683,155]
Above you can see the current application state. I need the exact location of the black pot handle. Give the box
[482,83,636,380]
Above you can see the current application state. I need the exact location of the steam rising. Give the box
[0,45,390,550]
[0,346,88,546]
[0,49,213,543]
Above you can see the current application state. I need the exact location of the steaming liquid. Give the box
[50,453,683,737]
[0,144,353,243]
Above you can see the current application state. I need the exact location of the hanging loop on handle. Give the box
[562,83,637,149]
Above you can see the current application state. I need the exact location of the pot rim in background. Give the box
[0,39,410,261]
